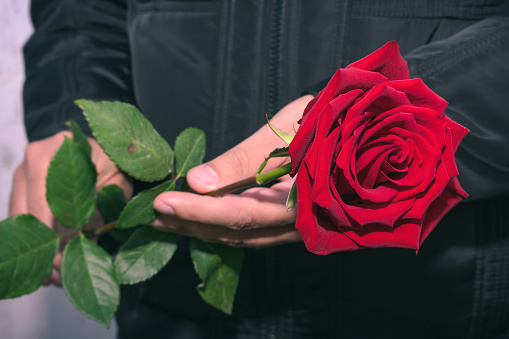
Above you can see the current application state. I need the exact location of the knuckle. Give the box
[223,239,245,248]
[227,146,252,178]
[227,210,256,230]
[23,144,40,163]
[12,164,24,180]
[170,222,189,236]
[157,216,190,236]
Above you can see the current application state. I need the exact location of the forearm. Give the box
[405,16,509,201]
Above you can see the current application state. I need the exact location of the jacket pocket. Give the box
[128,1,220,146]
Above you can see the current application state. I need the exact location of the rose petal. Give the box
[290,89,362,176]
[312,128,344,208]
[403,159,451,220]
[357,112,421,148]
[337,132,398,202]
[441,126,461,178]
[338,112,426,202]
[347,41,410,81]
[335,68,389,95]
[295,167,361,255]
[330,174,415,227]
[388,79,448,115]
[418,177,468,247]
[290,42,469,255]
[445,115,470,152]
[356,143,395,188]
[338,219,421,249]
[341,84,413,140]
[301,90,362,178]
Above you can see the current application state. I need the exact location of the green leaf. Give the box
[110,228,137,244]
[116,180,175,229]
[266,117,294,145]
[0,215,59,299]
[76,100,174,182]
[97,185,126,224]
[61,234,119,327]
[286,180,297,210]
[190,239,244,314]
[67,120,92,157]
[174,128,206,178]
[255,147,290,174]
[181,177,190,192]
[46,136,97,229]
[96,185,133,242]
[114,226,177,285]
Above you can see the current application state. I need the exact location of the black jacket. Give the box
[24,0,509,338]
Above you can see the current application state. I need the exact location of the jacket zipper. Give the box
[267,0,284,118]
[266,2,284,338]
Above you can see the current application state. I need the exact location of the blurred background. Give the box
[0,0,117,337]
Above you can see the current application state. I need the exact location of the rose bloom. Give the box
[289,41,469,255]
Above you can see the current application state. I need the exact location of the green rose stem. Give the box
[83,221,117,237]
[206,162,293,197]
[55,221,117,241]
[61,163,293,240]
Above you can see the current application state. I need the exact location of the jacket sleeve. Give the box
[404,15,509,201]
[23,0,133,141]
[304,15,509,202]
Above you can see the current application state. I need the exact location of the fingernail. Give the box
[190,165,218,187]
[151,217,165,227]
[154,200,175,215]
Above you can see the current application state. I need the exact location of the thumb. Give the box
[186,143,267,194]
[186,94,314,194]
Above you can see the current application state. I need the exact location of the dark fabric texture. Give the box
[23,0,509,338]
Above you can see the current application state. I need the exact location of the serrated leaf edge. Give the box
[175,128,205,178]
[0,225,59,269]
[266,116,295,145]
[286,180,297,210]
[77,100,174,182]
[0,216,59,299]
[66,120,92,157]
[116,180,175,229]
[115,230,176,285]
[62,235,119,327]
[198,244,231,314]
[46,137,97,228]
[190,240,243,315]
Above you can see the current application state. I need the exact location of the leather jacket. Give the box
[24,0,509,337]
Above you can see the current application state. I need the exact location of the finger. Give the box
[154,180,296,230]
[187,95,314,193]
[42,268,62,287]
[152,215,301,248]
[42,238,63,287]
[23,133,71,228]
[9,163,28,216]
[25,155,54,228]
[91,139,133,199]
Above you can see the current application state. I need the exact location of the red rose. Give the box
[289,41,469,255]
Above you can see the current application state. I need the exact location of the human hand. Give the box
[9,131,132,286]
[152,95,315,247]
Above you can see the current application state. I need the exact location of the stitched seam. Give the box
[415,24,509,79]
[351,2,500,19]
[468,205,483,339]
[287,1,301,100]
[211,0,233,157]
[252,1,266,129]
[219,0,236,152]
[328,1,341,72]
